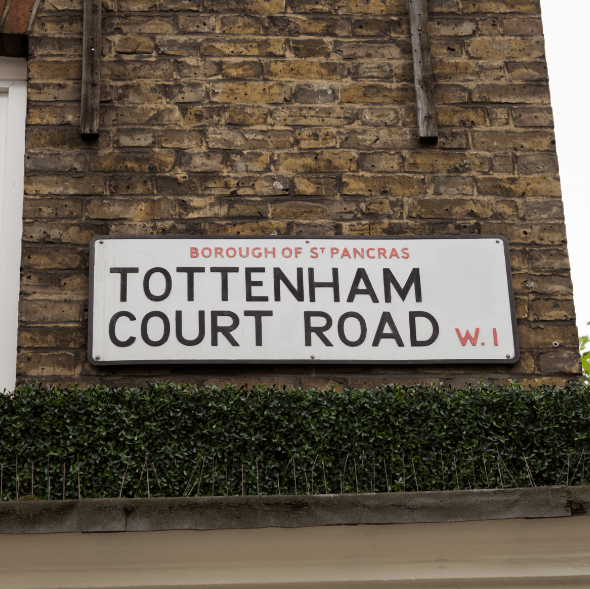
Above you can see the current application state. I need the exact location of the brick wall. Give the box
[18,0,581,388]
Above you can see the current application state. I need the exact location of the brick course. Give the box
[18,0,581,387]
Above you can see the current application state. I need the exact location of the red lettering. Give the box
[215,247,224,258]
[402,248,410,259]
[239,247,249,258]
[310,247,318,259]
[190,247,198,258]
[227,247,236,258]
[367,248,375,259]
[353,248,364,259]
[331,247,339,258]
[378,248,386,259]
[282,247,292,258]
[389,248,399,259]
[493,328,498,346]
[295,247,302,258]
[341,248,351,259]
[265,247,276,258]
[252,248,262,258]
[455,328,479,346]
[202,247,212,258]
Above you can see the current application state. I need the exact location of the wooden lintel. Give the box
[80,0,101,136]
[407,0,438,143]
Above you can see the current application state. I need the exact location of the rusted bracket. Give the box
[407,0,438,143]
[81,0,101,136]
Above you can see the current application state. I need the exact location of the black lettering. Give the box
[308,268,340,303]
[211,311,240,346]
[109,311,136,347]
[110,268,138,302]
[210,267,239,302]
[372,312,404,347]
[347,268,379,303]
[409,311,439,347]
[176,267,205,301]
[141,311,170,347]
[337,312,367,347]
[383,268,422,303]
[175,310,205,346]
[273,267,304,301]
[304,311,333,347]
[245,268,268,302]
[143,268,172,302]
[244,310,273,346]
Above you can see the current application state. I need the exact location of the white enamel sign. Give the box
[88,236,519,365]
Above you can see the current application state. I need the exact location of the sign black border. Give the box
[88,235,520,366]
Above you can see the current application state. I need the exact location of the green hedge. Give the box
[0,381,589,500]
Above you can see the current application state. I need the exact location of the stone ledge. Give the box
[1,486,589,534]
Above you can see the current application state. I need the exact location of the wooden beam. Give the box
[407,0,438,143]
[80,0,101,136]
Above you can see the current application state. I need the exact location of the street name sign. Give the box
[88,235,519,365]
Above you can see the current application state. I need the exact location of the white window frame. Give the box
[0,57,27,393]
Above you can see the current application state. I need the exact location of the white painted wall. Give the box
[0,57,27,393]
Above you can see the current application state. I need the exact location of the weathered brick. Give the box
[472,130,555,151]
[519,198,564,222]
[360,152,402,173]
[210,82,288,103]
[21,246,86,270]
[113,36,154,54]
[202,220,289,235]
[89,150,176,173]
[530,298,575,321]
[295,128,338,149]
[491,154,514,174]
[227,200,270,218]
[476,176,561,197]
[462,0,540,14]
[156,36,201,56]
[432,176,475,196]
[25,175,104,196]
[350,18,391,37]
[528,248,570,271]
[517,153,559,174]
[108,176,156,195]
[86,197,175,220]
[277,150,357,173]
[293,175,338,196]
[466,37,544,59]
[202,38,285,57]
[160,130,204,148]
[405,152,490,173]
[18,326,86,348]
[104,60,176,80]
[226,106,268,125]
[537,349,582,375]
[176,15,216,33]
[19,299,84,323]
[480,222,566,245]
[180,151,225,172]
[472,83,550,104]
[289,0,332,13]
[199,175,291,196]
[293,84,339,104]
[104,16,175,35]
[358,106,401,126]
[408,198,493,219]
[263,60,345,80]
[349,61,394,80]
[17,352,78,377]
[22,222,104,244]
[207,128,293,149]
[25,151,87,173]
[221,60,261,79]
[272,106,355,127]
[27,105,80,126]
[342,175,424,196]
[335,40,408,59]
[28,60,81,80]
[228,152,271,173]
[504,17,543,35]
[335,0,406,15]
[113,129,156,147]
[518,324,578,350]
[341,83,413,104]
[272,201,328,219]
[512,273,573,296]
[513,107,553,127]
[219,16,261,35]
[340,128,417,149]
[203,0,285,12]
[182,106,224,126]
[505,61,548,81]
[430,18,475,36]
[102,105,182,126]
[23,197,82,219]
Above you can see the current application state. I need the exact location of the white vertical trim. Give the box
[0,57,27,393]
